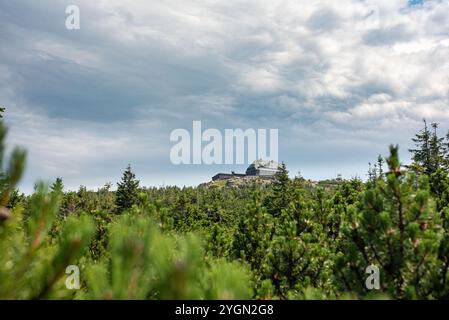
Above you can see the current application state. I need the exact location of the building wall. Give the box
[246,168,279,176]
[257,169,279,176]
[214,162,279,180]
[212,173,246,181]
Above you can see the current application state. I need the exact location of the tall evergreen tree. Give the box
[51,177,64,193]
[265,163,292,217]
[367,162,376,184]
[409,119,431,174]
[409,119,445,175]
[116,165,140,212]
[429,122,445,172]
[377,155,384,177]
[444,131,449,169]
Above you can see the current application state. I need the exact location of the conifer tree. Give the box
[7,189,25,209]
[429,169,449,213]
[265,196,334,298]
[1,106,26,216]
[444,131,449,167]
[336,145,445,299]
[409,120,445,175]
[81,214,252,299]
[51,177,64,193]
[367,162,376,184]
[429,122,445,172]
[377,155,384,178]
[265,162,292,217]
[409,119,432,174]
[232,193,274,274]
[206,224,231,258]
[116,165,140,213]
[0,117,97,299]
[409,121,448,212]
[0,115,26,220]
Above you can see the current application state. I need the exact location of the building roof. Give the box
[212,160,280,181]
[212,172,246,181]
[247,159,279,170]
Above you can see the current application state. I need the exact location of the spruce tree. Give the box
[409,120,445,175]
[51,177,64,193]
[429,122,445,172]
[443,131,449,170]
[265,162,292,217]
[116,165,140,213]
[409,119,432,174]
[377,155,384,177]
[367,162,376,184]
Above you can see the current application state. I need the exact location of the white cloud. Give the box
[1,0,449,189]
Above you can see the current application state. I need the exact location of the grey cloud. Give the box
[362,24,415,46]
[0,0,448,192]
[306,8,342,32]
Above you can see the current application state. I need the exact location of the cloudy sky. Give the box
[1,0,449,193]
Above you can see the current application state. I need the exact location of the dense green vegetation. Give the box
[1,114,449,299]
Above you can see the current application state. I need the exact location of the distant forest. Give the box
[2,108,449,299]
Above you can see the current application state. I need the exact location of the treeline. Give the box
[1,115,449,299]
